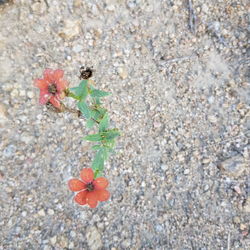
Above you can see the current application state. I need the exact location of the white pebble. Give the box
[38,209,46,216]
[27,91,34,99]
[48,209,54,215]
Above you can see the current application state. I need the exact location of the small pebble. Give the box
[48,209,54,215]
[27,91,34,99]
[38,209,46,216]
[21,211,27,217]
[117,67,128,79]
[50,236,57,245]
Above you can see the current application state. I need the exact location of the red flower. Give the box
[34,69,69,110]
[68,168,110,208]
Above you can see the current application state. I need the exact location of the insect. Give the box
[79,66,93,79]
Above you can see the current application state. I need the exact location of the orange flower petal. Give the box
[74,191,87,205]
[53,69,64,80]
[86,191,98,208]
[49,96,61,109]
[43,68,54,82]
[68,179,86,191]
[34,79,49,90]
[93,177,109,190]
[80,168,94,183]
[56,79,69,92]
[97,189,110,202]
[39,91,50,104]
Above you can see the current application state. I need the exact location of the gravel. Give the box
[0,0,249,249]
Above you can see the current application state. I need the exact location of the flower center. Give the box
[87,182,94,191]
[48,84,57,95]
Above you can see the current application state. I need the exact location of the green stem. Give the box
[65,90,81,100]
[94,169,101,178]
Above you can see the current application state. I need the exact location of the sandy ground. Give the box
[0,0,249,249]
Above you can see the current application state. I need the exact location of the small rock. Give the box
[240,224,247,230]
[202,4,209,13]
[122,239,131,248]
[59,20,80,40]
[86,226,103,250]
[208,115,217,124]
[233,185,242,194]
[22,211,27,217]
[38,209,46,216]
[73,0,82,8]
[48,209,54,215]
[0,103,8,124]
[202,158,210,164]
[70,231,76,238]
[43,245,51,250]
[161,164,168,171]
[117,67,128,79]
[11,89,19,98]
[184,169,190,175]
[19,89,26,97]
[242,230,249,237]
[27,91,34,99]
[50,236,57,245]
[243,197,250,213]
[208,21,220,33]
[59,236,68,248]
[20,133,33,144]
[31,1,47,14]
[178,153,185,163]
[218,155,247,178]
[73,44,83,53]
[155,224,164,232]
[69,242,74,249]
[204,184,209,191]
[66,55,72,61]
[106,5,115,11]
[3,144,16,157]
[233,216,241,224]
[208,96,214,104]
[153,121,162,128]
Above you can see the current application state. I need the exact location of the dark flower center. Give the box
[87,182,94,191]
[48,84,57,94]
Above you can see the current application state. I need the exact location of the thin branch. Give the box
[187,0,197,34]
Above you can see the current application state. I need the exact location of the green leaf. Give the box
[69,80,88,101]
[83,133,103,142]
[92,144,102,150]
[92,149,104,171]
[92,97,102,105]
[102,129,120,140]
[99,113,109,132]
[90,109,101,120]
[86,119,95,129]
[104,139,116,149]
[89,108,107,123]
[77,101,90,119]
[96,107,107,116]
[90,89,111,98]
[101,147,109,160]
